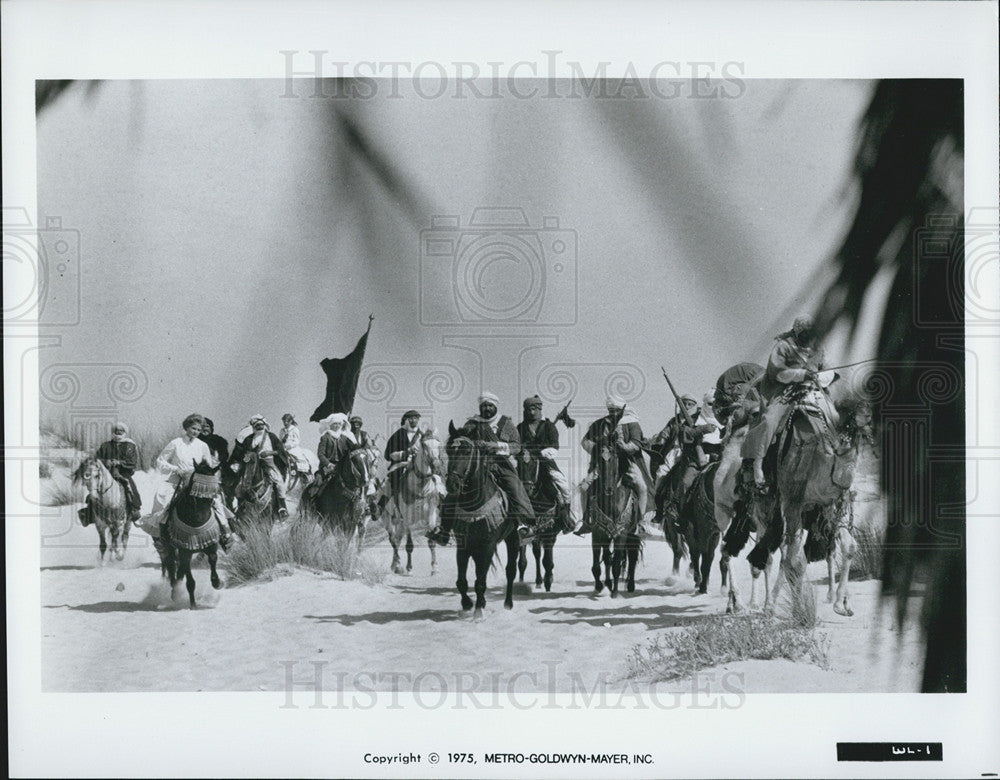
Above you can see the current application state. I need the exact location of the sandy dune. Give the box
[41,485,923,695]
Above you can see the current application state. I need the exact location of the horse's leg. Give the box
[107,517,121,562]
[591,536,604,593]
[473,546,490,620]
[542,535,554,592]
[779,523,806,605]
[176,550,195,608]
[504,533,518,610]
[609,538,623,597]
[428,539,438,577]
[119,511,129,560]
[389,531,402,575]
[603,541,613,592]
[533,538,543,588]
[208,544,222,589]
[405,530,414,574]
[690,547,702,593]
[456,549,473,611]
[719,551,730,595]
[517,544,527,583]
[832,526,856,617]
[97,522,108,565]
[699,535,718,596]
[626,534,639,594]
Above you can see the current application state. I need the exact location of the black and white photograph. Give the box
[5,2,999,777]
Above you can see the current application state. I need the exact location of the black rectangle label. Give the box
[837,743,943,762]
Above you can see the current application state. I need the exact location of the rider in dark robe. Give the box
[649,395,718,527]
[428,392,537,545]
[516,395,574,529]
[713,363,765,427]
[228,414,290,517]
[575,394,652,535]
[381,410,423,508]
[199,417,230,464]
[79,422,142,526]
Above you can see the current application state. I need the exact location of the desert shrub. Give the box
[223,511,389,586]
[851,520,886,581]
[41,473,84,507]
[625,612,830,682]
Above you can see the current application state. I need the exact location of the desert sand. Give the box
[40,468,924,695]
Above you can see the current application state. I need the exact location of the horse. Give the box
[232,451,281,533]
[715,419,779,613]
[586,450,643,597]
[382,430,446,576]
[302,449,370,547]
[445,422,520,620]
[769,385,872,615]
[163,460,225,608]
[676,463,722,595]
[74,457,129,564]
[515,448,563,592]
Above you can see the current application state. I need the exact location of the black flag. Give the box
[309,315,373,422]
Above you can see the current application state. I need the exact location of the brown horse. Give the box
[445,422,520,621]
[164,460,225,608]
[74,457,129,564]
[382,430,445,575]
[586,449,642,597]
[302,450,370,548]
[516,448,564,592]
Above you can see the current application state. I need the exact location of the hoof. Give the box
[461,596,474,611]
[626,582,635,594]
[473,609,485,622]
[826,591,835,604]
[504,602,513,611]
[430,567,437,577]
[665,576,677,586]
[594,582,603,594]
[610,590,620,599]
[833,601,854,617]
[211,572,222,589]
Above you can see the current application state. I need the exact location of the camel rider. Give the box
[428,392,537,545]
[516,395,576,531]
[379,410,423,513]
[651,394,719,528]
[79,422,143,527]
[742,316,829,487]
[713,362,765,428]
[147,413,235,550]
[576,394,651,535]
[315,413,359,483]
[229,414,290,518]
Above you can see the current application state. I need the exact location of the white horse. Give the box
[382,430,447,575]
[75,457,129,563]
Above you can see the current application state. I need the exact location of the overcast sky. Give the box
[35,78,871,479]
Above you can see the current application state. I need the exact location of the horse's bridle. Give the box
[446,436,480,492]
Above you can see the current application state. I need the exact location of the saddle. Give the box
[452,490,507,534]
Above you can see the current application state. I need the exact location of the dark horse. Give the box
[164,459,225,608]
[516,449,563,592]
[586,452,642,597]
[676,463,723,595]
[302,450,369,547]
[445,422,520,620]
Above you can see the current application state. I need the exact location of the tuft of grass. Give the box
[39,415,174,472]
[223,511,389,587]
[41,473,84,507]
[851,521,885,581]
[779,576,820,629]
[624,612,830,682]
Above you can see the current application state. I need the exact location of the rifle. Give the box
[554,399,577,428]
[661,367,708,467]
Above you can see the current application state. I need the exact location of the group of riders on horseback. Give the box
[77,315,865,609]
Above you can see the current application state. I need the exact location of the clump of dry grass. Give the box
[41,473,84,507]
[223,511,389,587]
[625,612,830,682]
[851,520,885,581]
